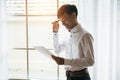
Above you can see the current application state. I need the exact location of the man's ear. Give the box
[72,12,77,18]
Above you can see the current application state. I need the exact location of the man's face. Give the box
[59,13,74,30]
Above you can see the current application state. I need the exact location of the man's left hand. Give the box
[51,55,64,65]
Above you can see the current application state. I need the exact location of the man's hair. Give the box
[57,4,78,18]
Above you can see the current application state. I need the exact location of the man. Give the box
[51,4,94,80]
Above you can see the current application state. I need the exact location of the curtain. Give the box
[78,0,119,80]
[0,0,8,79]
[116,0,120,79]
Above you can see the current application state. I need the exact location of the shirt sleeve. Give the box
[53,32,66,54]
[64,33,95,68]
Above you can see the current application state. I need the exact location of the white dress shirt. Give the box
[53,23,94,71]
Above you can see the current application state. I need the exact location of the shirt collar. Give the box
[70,23,81,34]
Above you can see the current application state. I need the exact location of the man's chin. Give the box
[66,28,71,31]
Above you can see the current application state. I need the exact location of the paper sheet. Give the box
[34,46,53,59]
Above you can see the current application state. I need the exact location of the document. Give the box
[34,46,54,59]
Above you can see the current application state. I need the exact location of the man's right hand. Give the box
[52,20,59,32]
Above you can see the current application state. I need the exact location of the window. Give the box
[7,0,78,80]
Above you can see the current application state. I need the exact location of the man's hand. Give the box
[51,55,64,65]
[52,20,59,32]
